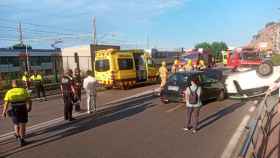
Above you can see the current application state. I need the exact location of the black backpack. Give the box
[188,86,199,104]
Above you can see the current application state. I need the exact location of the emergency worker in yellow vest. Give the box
[197,60,207,71]
[159,61,168,90]
[2,80,32,146]
[22,72,31,91]
[171,59,180,73]
[184,60,194,72]
[31,71,47,101]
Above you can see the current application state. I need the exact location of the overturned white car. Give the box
[225,66,280,99]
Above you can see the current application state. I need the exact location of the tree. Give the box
[194,42,212,52]
[11,43,32,50]
[211,41,228,58]
[195,41,228,62]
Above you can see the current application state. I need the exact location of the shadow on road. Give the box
[197,101,245,131]
[0,97,157,157]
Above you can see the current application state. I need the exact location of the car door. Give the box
[200,74,219,100]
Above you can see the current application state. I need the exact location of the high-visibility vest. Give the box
[22,75,29,82]
[4,87,30,102]
[31,74,43,81]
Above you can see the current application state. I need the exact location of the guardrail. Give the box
[239,94,278,158]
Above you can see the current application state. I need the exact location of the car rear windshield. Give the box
[95,59,110,72]
[168,73,188,83]
[118,58,134,70]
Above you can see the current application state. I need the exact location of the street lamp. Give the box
[25,41,30,73]
[51,40,63,82]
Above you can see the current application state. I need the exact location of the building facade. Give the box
[0,48,61,79]
[61,44,120,74]
[249,22,280,53]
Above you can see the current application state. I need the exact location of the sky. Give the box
[0,0,279,49]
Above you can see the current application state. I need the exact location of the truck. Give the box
[225,48,273,76]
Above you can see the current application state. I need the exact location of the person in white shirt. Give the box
[83,70,97,114]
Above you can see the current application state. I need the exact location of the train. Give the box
[0,48,62,80]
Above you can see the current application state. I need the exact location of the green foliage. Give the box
[195,42,212,52]
[194,41,228,61]
[272,54,280,66]
[211,42,228,59]
[12,43,32,49]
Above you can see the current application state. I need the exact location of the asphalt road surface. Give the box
[0,92,258,158]
[0,84,159,135]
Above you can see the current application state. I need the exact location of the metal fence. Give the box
[239,93,278,158]
[61,56,92,76]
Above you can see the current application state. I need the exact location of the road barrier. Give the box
[239,94,278,158]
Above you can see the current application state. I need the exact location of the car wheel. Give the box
[256,62,273,77]
[217,89,225,101]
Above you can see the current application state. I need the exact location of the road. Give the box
[0,85,258,158]
[0,84,159,135]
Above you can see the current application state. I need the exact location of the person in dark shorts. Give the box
[2,80,32,146]
[60,70,76,121]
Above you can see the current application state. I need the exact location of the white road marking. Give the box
[166,104,184,113]
[0,112,86,141]
[249,106,256,113]
[0,90,155,142]
[220,115,251,158]
[100,102,151,118]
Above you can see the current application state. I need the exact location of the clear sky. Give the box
[0,0,279,49]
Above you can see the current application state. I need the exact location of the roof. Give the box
[0,48,60,52]
[175,70,203,75]
[0,48,61,56]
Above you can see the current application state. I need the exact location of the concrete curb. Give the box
[0,89,159,142]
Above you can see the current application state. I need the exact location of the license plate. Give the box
[168,86,179,91]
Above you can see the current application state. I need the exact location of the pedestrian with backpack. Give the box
[183,77,202,133]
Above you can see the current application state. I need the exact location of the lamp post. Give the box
[24,41,30,73]
[51,40,63,83]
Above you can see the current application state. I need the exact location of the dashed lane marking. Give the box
[249,106,256,113]
[166,104,184,113]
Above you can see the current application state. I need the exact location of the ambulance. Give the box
[95,49,158,89]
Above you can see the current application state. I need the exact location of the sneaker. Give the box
[18,138,26,147]
[44,98,48,101]
[183,127,191,131]
[192,129,197,134]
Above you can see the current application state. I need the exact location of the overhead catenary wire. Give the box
[0,18,84,35]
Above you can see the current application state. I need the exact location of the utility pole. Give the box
[18,22,24,45]
[91,17,97,76]
[277,24,280,53]
[146,35,150,49]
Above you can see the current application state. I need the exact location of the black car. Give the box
[160,69,225,104]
